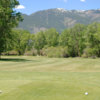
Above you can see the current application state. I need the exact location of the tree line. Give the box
[1,22,100,58]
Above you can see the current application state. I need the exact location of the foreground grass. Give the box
[0,56,100,100]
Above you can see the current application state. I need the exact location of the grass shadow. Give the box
[0,58,31,62]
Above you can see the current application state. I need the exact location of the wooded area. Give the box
[1,23,100,58]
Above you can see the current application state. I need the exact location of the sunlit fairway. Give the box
[0,56,100,100]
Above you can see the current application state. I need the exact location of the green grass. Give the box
[0,56,100,100]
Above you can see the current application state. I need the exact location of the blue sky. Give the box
[16,0,100,15]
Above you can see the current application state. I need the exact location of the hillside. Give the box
[18,8,100,33]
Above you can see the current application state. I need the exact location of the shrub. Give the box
[42,46,69,58]
[24,49,38,56]
[2,50,18,55]
[82,47,97,58]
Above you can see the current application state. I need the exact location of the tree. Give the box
[85,22,100,57]
[26,34,35,51]
[59,29,70,46]
[11,29,31,55]
[69,24,86,57]
[0,0,22,58]
[34,31,46,54]
[44,28,59,47]
[60,24,86,57]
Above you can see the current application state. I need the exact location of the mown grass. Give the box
[0,56,100,100]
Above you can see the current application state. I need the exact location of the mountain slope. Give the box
[18,8,100,33]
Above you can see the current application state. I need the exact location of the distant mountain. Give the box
[18,8,100,33]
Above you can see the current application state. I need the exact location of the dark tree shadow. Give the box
[0,58,31,62]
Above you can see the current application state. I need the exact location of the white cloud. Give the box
[15,5,25,9]
[80,0,86,2]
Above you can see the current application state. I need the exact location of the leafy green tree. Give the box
[60,24,86,57]
[69,24,86,57]
[85,22,100,57]
[59,29,70,46]
[34,31,46,54]
[27,34,35,51]
[0,0,22,58]
[12,29,30,55]
[44,28,59,47]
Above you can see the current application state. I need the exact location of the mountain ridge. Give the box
[18,8,100,33]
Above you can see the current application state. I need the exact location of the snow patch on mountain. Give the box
[56,8,67,12]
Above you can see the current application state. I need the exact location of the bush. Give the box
[82,48,97,58]
[42,46,69,58]
[24,49,38,56]
[2,50,18,55]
